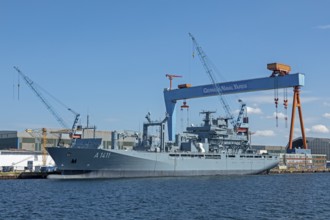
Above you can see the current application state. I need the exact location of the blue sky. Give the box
[1,0,330,146]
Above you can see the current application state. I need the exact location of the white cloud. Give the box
[276,112,287,120]
[323,102,330,107]
[246,106,262,114]
[233,106,262,115]
[311,124,329,133]
[254,130,276,137]
[323,113,330,119]
[316,24,330,29]
[266,112,287,119]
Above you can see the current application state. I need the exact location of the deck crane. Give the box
[236,99,247,129]
[189,33,243,130]
[68,108,80,137]
[13,67,80,135]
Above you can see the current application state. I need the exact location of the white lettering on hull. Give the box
[93,152,111,159]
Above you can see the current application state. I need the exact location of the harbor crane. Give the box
[14,67,80,136]
[164,35,306,149]
[189,33,245,130]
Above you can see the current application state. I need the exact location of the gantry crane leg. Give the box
[288,86,307,149]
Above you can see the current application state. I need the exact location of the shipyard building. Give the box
[253,138,329,170]
[291,137,330,161]
[252,137,330,161]
[0,129,136,151]
[0,129,137,171]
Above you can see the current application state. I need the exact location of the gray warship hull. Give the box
[47,147,279,179]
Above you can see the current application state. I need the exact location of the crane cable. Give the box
[14,67,79,129]
[17,71,76,115]
[17,74,20,100]
[38,83,72,111]
[180,100,190,131]
[274,77,279,127]
[187,107,190,128]
[180,106,184,132]
[190,33,239,123]
[283,88,288,128]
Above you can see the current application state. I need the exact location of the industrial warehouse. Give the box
[0,129,137,172]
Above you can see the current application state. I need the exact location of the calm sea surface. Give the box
[1,173,330,220]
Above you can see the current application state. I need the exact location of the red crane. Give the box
[166,74,182,90]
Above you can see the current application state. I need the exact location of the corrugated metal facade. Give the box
[0,130,136,151]
[292,137,330,161]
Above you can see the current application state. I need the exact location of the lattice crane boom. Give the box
[68,108,80,133]
[235,99,246,129]
[189,33,235,127]
[14,66,69,129]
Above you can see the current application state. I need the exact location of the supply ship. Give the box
[47,111,279,179]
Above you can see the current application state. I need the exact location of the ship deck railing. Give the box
[168,152,276,160]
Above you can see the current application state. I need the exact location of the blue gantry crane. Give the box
[164,69,306,148]
[163,37,306,149]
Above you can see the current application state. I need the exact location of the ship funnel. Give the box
[111,131,118,149]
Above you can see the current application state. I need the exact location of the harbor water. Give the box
[1,173,330,219]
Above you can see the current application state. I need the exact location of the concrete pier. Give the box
[0,172,21,179]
